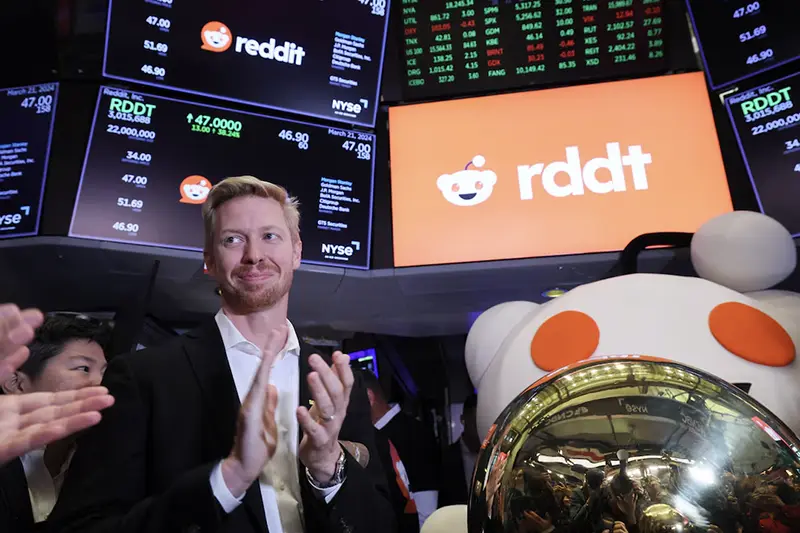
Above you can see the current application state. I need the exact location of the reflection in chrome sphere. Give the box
[469,357,800,533]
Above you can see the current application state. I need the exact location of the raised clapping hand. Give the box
[221,325,286,498]
[296,351,354,483]
[0,304,44,383]
[0,304,115,467]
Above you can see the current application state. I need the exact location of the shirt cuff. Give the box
[313,480,344,503]
[305,466,345,503]
[210,461,245,514]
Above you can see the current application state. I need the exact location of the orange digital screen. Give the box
[388,72,733,268]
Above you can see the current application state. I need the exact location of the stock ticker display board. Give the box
[686,0,800,89]
[70,87,376,269]
[399,0,668,100]
[103,0,391,127]
[726,72,800,237]
[0,83,59,239]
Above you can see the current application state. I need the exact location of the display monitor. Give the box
[103,0,391,127]
[389,72,733,267]
[399,0,669,100]
[70,86,375,269]
[725,71,800,236]
[0,83,59,239]
[349,348,378,378]
[686,0,800,89]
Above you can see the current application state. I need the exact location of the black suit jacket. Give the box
[0,458,37,533]
[372,431,419,533]
[378,412,439,495]
[438,440,469,508]
[48,320,395,533]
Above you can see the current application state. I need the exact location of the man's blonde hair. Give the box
[202,175,301,251]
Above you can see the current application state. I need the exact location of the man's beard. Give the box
[221,264,294,313]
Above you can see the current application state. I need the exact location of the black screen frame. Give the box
[101,0,394,128]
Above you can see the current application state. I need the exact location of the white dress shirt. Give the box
[374,404,438,529]
[209,310,342,533]
[20,446,74,523]
[373,403,401,431]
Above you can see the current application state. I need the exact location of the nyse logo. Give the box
[331,98,369,118]
[0,206,29,228]
[321,243,354,257]
[0,213,22,226]
[321,241,361,260]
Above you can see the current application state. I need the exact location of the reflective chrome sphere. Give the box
[469,356,800,533]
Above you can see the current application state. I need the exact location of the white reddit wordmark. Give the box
[517,143,652,199]
[437,155,498,207]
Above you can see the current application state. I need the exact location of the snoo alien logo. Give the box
[200,21,233,53]
[436,156,498,207]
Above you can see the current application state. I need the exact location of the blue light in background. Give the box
[348,348,378,378]
[468,311,483,329]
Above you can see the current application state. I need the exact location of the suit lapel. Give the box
[182,319,269,533]
[297,343,331,447]
[0,458,34,530]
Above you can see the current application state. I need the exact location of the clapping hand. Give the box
[221,325,286,498]
[0,387,115,466]
[297,351,354,483]
[0,304,43,382]
[0,304,114,466]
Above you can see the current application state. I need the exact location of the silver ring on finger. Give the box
[319,412,335,423]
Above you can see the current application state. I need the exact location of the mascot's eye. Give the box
[475,181,483,190]
[451,183,460,193]
[708,301,794,367]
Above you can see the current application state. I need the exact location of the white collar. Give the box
[20,447,45,472]
[214,309,300,359]
[374,403,402,430]
[20,445,74,486]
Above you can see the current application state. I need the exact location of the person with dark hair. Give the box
[439,393,480,508]
[4,315,111,395]
[507,466,562,533]
[361,370,440,530]
[354,370,420,533]
[596,474,643,533]
[1,314,111,530]
[569,469,605,533]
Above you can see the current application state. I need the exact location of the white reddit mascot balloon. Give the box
[420,505,468,533]
[466,211,800,440]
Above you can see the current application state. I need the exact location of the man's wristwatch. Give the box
[305,446,347,489]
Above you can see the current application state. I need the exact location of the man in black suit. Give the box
[49,176,395,533]
[439,394,480,507]
[361,372,438,530]
[356,371,419,533]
